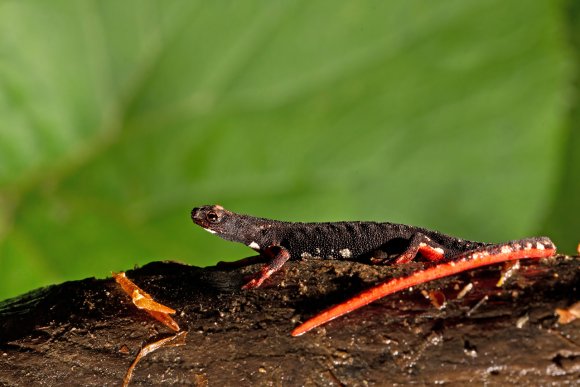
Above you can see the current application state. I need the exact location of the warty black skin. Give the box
[191,205,487,263]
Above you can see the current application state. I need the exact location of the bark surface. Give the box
[1,255,579,385]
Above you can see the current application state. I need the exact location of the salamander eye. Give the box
[206,211,219,223]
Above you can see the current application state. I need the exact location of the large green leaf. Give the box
[0,1,574,300]
[541,0,580,254]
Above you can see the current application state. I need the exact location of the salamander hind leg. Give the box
[392,233,448,264]
[242,246,291,289]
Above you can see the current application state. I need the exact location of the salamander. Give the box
[191,205,556,336]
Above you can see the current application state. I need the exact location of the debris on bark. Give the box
[1,255,579,385]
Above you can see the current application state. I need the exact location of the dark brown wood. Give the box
[1,256,579,385]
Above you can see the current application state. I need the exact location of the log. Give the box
[1,255,579,385]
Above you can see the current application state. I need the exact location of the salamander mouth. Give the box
[191,207,206,227]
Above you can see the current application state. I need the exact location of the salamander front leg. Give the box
[242,246,291,289]
[216,255,267,269]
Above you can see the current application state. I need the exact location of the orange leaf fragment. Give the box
[555,301,580,325]
[113,272,180,331]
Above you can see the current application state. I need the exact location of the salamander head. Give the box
[191,205,230,234]
[191,204,264,244]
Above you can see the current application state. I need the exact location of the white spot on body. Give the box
[472,251,489,260]
[434,247,445,255]
[249,241,260,250]
[301,252,312,259]
[339,248,352,259]
[536,243,545,250]
[315,248,321,254]
[500,246,513,254]
[204,228,217,234]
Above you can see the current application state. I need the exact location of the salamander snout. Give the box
[191,207,201,222]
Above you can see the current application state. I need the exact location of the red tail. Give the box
[292,237,555,336]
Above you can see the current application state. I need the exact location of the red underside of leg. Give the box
[417,244,445,262]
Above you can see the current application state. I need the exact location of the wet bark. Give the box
[1,255,579,385]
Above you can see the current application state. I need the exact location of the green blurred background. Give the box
[0,1,579,301]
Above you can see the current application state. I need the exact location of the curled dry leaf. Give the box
[123,331,188,387]
[113,272,180,331]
